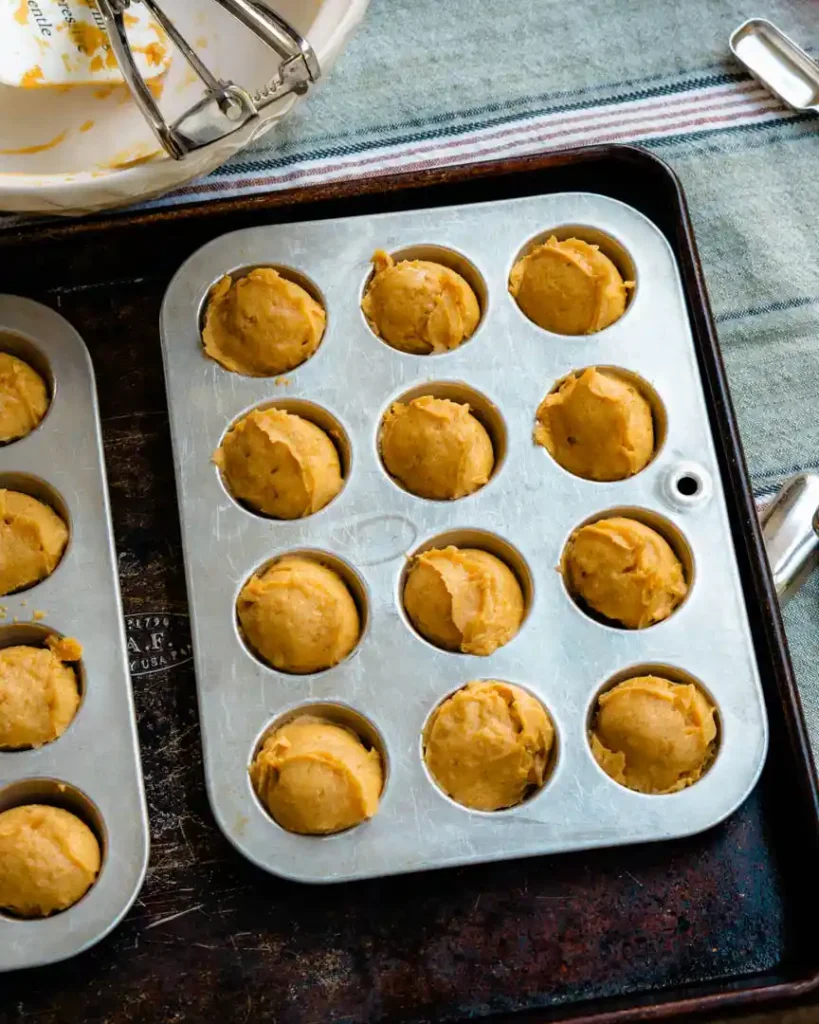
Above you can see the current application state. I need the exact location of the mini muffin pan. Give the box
[0,296,148,967]
[159,192,768,883]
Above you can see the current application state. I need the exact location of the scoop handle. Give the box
[761,473,819,604]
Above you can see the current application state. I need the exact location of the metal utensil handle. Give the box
[211,0,320,79]
[96,0,187,159]
[730,19,819,114]
[141,0,224,94]
[762,473,819,604]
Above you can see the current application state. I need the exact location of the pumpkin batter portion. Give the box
[403,546,524,656]
[509,236,631,334]
[0,635,82,749]
[202,267,326,376]
[590,675,717,794]
[251,715,383,835]
[361,249,480,354]
[0,805,101,917]
[380,395,494,500]
[563,517,687,629]
[0,490,68,596]
[0,353,49,443]
[214,407,342,519]
[535,367,654,481]
[424,681,554,811]
[237,556,360,674]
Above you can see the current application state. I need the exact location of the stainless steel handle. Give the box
[761,473,819,604]
[211,0,320,80]
[730,18,819,115]
[96,0,187,159]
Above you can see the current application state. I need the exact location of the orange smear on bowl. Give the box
[139,41,166,66]
[70,23,108,56]
[0,130,68,155]
[20,66,45,88]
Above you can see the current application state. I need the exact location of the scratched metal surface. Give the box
[0,297,149,971]
[0,194,802,1022]
[158,192,769,883]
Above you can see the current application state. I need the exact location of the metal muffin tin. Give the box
[160,192,768,884]
[0,296,148,968]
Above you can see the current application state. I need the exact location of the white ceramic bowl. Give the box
[0,0,368,215]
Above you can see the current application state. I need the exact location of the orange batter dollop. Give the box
[509,236,632,334]
[362,250,480,354]
[590,675,717,793]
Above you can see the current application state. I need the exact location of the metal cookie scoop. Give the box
[96,0,320,160]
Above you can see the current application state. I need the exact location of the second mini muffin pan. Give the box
[0,296,149,966]
[160,192,767,883]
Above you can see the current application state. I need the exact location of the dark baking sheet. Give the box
[1,145,818,1024]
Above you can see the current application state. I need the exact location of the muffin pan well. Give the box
[160,192,768,883]
[0,296,148,968]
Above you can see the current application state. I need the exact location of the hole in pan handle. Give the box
[761,473,819,605]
